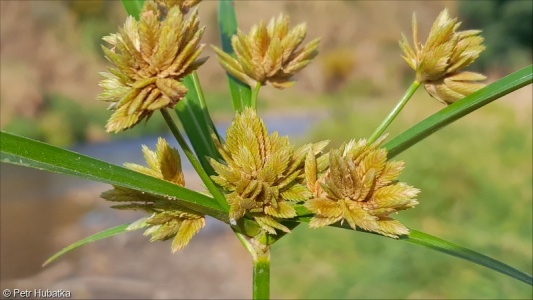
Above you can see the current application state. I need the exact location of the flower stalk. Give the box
[252,245,271,299]
[251,82,261,109]
[160,108,228,210]
[190,71,213,128]
[368,81,421,143]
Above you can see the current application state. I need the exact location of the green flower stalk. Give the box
[101,137,205,252]
[305,136,419,238]
[399,8,486,104]
[209,108,328,234]
[97,0,207,132]
[212,13,320,89]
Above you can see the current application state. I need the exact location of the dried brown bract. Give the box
[212,13,320,89]
[399,9,486,104]
[98,1,207,132]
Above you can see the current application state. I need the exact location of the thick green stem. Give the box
[368,81,421,143]
[252,246,271,299]
[251,82,261,110]
[231,230,271,299]
[160,109,228,210]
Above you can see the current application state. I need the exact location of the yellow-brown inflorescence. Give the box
[154,0,201,15]
[101,138,205,252]
[304,136,419,238]
[97,1,207,132]
[212,13,320,89]
[209,108,329,234]
[399,9,486,104]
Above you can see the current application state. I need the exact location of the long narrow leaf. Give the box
[291,216,532,285]
[43,223,130,266]
[121,0,145,18]
[218,0,252,111]
[403,230,533,285]
[0,132,228,221]
[385,65,533,158]
[176,74,222,175]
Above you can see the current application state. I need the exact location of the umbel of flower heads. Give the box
[97,0,205,132]
[101,138,205,253]
[400,8,486,104]
[305,136,420,238]
[212,13,320,89]
[209,108,329,234]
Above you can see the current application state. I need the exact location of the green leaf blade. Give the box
[0,132,228,221]
[403,230,533,285]
[385,65,533,158]
[217,0,252,111]
[43,223,130,267]
[176,74,222,175]
[121,0,145,19]
[291,214,532,285]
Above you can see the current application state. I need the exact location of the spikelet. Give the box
[304,136,419,238]
[101,138,205,252]
[399,9,486,104]
[212,13,320,89]
[98,1,207,132]
[208,108,328,234]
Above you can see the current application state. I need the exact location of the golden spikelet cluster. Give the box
[101,138,204,252]
[400,9,486,104]
[209,108,328,234]
[304,136,419,238]
[154,0,201,14]
[212,13,320,89]
[98,1,207,132]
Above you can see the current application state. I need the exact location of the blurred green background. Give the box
[1,0,531,299]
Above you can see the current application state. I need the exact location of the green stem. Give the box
[191,71,219,138]
[231,229,271,299]
[234,231,255,255]
[368,81,421,143]
[160,109,229,211]
[192,72,208,111]
[252,246,270,299]
[251,82,261,110]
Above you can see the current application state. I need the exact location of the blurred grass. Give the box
[271,88,532,299]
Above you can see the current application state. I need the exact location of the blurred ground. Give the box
[1,170,252,299]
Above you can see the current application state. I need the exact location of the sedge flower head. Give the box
[399,8,486,104]
[212,13,320,89]
[304,136,419,238]
[98,1,207,132]
[101,138,205,252]
[209,108,328,234]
